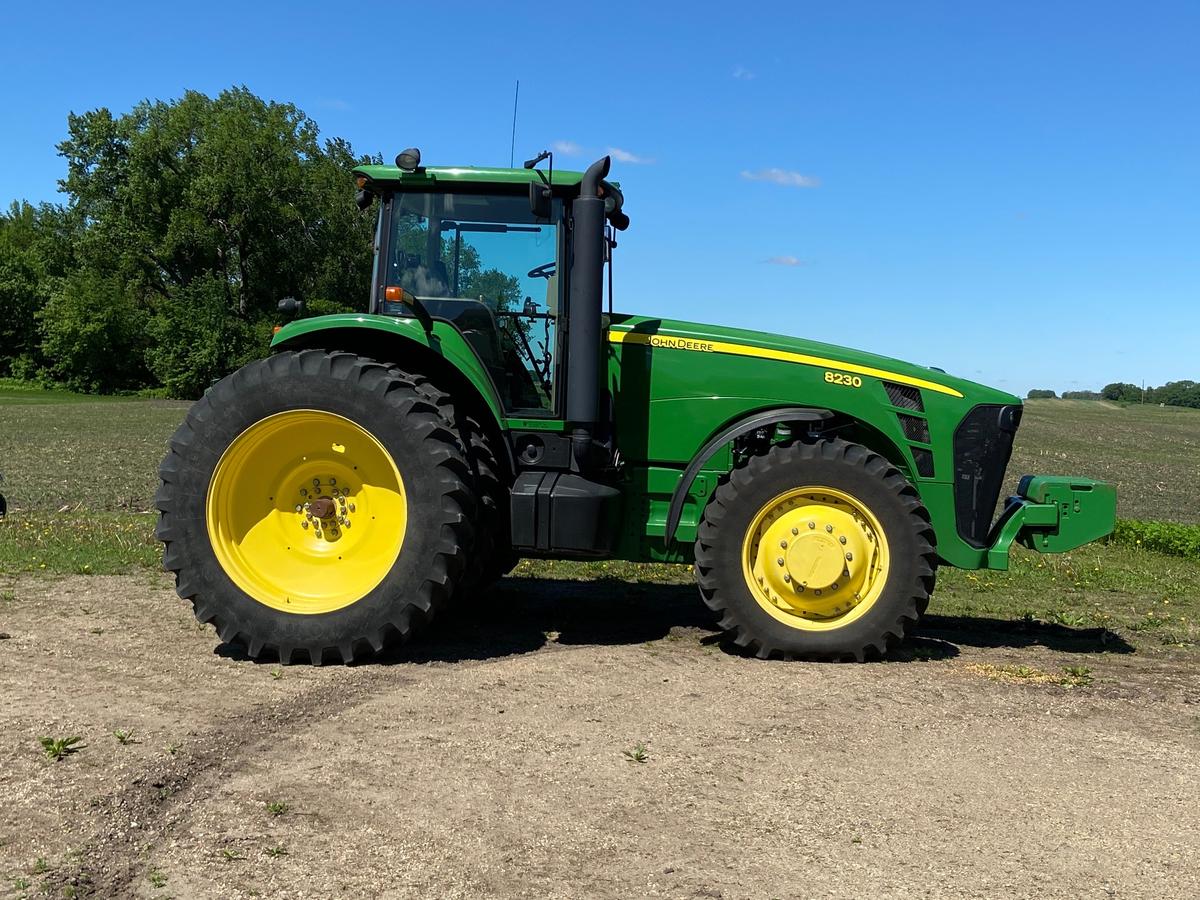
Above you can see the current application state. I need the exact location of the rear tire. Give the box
[156,350,475,664]
[457,414,517,591]
[694,438,936,661]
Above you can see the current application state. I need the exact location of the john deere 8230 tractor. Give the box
[156,149,1116,664]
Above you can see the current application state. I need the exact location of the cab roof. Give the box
[352,164,586,190]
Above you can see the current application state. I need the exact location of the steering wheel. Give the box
[527,261,556,279]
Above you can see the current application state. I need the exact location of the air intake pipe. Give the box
[566,155,610,472]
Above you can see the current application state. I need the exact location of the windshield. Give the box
[380,192,558,312]
[377,191,562,414]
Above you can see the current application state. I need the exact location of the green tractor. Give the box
[156,149,1116,664]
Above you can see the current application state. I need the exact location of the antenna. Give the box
[509,80,520,168]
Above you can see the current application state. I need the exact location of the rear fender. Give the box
[271,315,510,472]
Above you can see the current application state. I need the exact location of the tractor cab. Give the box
[358,150,627,430]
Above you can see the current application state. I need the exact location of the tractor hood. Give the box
[607,313,1020,407]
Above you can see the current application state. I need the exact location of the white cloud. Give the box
[765,255,806,266]
[551,140,584,156]
[741,168,821,188]
[732,65,756,81]
[607,146,654,165]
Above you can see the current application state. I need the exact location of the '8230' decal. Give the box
[824,371,863,388]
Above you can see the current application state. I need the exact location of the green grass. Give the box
[0,378,138,405]
[0,511,161,574]
[0,390,187,512]
[933,542,1200,649]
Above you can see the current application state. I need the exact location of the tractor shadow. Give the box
[384,577,714,664]
[216,579,1135,665]
[912,614,1133,658]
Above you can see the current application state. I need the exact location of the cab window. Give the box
[377,191,561,415]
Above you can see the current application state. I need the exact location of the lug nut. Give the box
[783,574,791,583]
[791,527,799,536]
[329,477,337,485]
[777,557,785,567]
[839,535,847,545]
[348,503,356,513]
[313,478,321,487]
[825,524,833,533]
[301,521,309,530]
[808,521,815,529]
[832,583,839,590]
[846,552,853,561]
[295,504,302,513]
[779,540,788,549]
[300,488,307,497]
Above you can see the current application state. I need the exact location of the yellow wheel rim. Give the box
[741,486,890,631]
[206,410,407,615]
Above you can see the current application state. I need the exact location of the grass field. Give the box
[2,389,1198,654]
[1008,399,1200,523]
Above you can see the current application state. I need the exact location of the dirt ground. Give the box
[1,574,1198,899]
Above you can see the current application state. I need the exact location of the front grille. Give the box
[884,382,924,411]
[953,404,1023,547]
[897,413,930,444]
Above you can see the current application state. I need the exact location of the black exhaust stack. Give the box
[566,155,610,472]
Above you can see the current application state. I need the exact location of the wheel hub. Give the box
[785,530,846,589]
[742,487,889,629]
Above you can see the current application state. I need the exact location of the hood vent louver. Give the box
[884,382,924,412]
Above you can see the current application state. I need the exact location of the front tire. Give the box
[694,438,936,661]
[156,351,475,664]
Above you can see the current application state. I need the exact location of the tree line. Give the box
[1027,381,1200,408]
[0,87,377,398]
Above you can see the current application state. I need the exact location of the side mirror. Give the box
[529,181,553,220]
[277,296,305,316]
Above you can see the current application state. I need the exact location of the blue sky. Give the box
[2,1,1197,396]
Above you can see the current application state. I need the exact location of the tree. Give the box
[1026,389,1057,399]
[0,202,79,378]
[1101,382,1141,403]
[1152,380,1200,409]
[51,87,376,396]
[39,270,150,393]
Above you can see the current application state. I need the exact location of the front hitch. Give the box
[984,475,1117,570]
